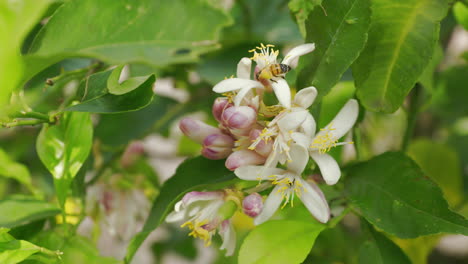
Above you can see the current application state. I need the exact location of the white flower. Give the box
[165,191,237,256]
[235,144,330,225]
[292,99,359,185]
[249,87,318,168]
[213,43,315,108]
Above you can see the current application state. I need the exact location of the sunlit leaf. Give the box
[107,65,152,95]
[453,2,468,30]
[0,196,60,228]
[352,0,450,113]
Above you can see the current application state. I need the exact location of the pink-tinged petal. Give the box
[234,165,284,181]
[202,146,232,160]
[226,150,266,171]
[310,152,341,185]
[249,129,273,157]
[315,99,359,140]
[182,191,224,205]
[293,87,317,109]
[243,193,264,218]
[300,114,316,138]
[179,118,221,144]
[233,86,253,106]
[165,201,186,222]
[287,144,309,175]
[203,134,234,148]
[291,132,311,149]
[271,79,291,108]
[219,220,236,256]
[212,98,231,122]
[221,106,257,130]
[297,178,330,223]
[277,109,308,133]
[282,43,316,68]
[237,57,252,80]
[213,78,263,93]
[253,185,283,225]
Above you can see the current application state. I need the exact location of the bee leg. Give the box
[269,79,278,83]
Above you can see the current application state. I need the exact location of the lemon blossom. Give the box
[235,144,330,225]
[292,99,359,185]
[213,43,315,108]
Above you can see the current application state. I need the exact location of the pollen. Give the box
[310,124,354,153]
[182,220,212,246]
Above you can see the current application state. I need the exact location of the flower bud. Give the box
[242,193,263,218]
[179,118,221,144]
[212,98,231,123]
[225,150,266,171]
[221,106,257,130]
[249,129,273,157]
[120,141,145,168]
[201,134,234,160]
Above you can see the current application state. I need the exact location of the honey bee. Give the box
[255,63,291,83]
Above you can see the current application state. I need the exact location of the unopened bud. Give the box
[221,106,257,130]
[120,141,145,168]
[212,98,231,123]
[179,118,221,144]
[201,134,234,160]
[249,129,273,157]
[225,150,266,171]
[242,193,263,218]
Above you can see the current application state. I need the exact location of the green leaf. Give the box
[0,149,35,194]
[0,196,60,228]
[296,0,371,99]
[359,221,411,264]
[36,111,93,208]
[58,236,120,264]
[454,2,468,30]
[107,65,152,95]
[352,0,450,113]
[65,68,155,113]
[0,0,50,110]
[238,220,325,264]
[345,152,468,238]
[432,65,468,120]
[23,0,231,82]
[408,139,464,207]
[288,0,322,37]
[125,156,236,263]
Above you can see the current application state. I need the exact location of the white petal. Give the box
[310,152,341,185]
[277,109,308,133]
[291,132,310,148]
[236,57,252,80]
[287,144,309,175]
[182,191,224,205]
[300,114,316,138]
[282,43,316,67]
[233,86,252,106]
[235,166,285,181]
[271,79,291,108]
[254,186,283,225]
[219,221,236,256]
[315,99,359,140]
[165,209,185,223]
[212,78,263,93]
[298,178,330,223]
[293,87,317,109]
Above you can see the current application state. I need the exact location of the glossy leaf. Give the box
[107,65,151,95]
[36,111,93,208]
[359,221,411,264]
[0,196,60,228]
[297,0,371,99]
[345,152,468,238]
[352,0,450,113]
[65,68,155,113]
[0,149,35,194]
[238,220,325,264]
[125,156,236,263]
[433,65,468,120]
[453,2,468,30]
[23,0,231,82]
[408,139,463,207]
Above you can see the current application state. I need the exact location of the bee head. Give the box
[280,64,291,74]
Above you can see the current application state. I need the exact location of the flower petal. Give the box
[219,220,236,256]
[300,114,316,138]
[293,87,317,109]
[277,109,308,133]
[182,191,224,205]
[298,178,330,223]
[212,78,263,93]
[254,186,283,225]
[315,99,359,140]
[271,79,291,108]
[287,144,309,175]
[291,132,310,148]
[234,165,284,181]
[282,43,316,67]
[236,57,252,80]
[310,152,341,185]
[225,150,266,171]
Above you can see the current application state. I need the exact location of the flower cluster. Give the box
[168,43,358,255]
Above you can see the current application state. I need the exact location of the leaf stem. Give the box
[1,119,49,128]
[402,84,422,152]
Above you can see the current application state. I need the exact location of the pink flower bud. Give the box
[221,106,257,130]
[120,141,145,168]
[242,193,263,218]
[212,98,232,123]
[249,129,273,157]
[201,134,234,160]
[225,150,266,171]
[179,118,221,144]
